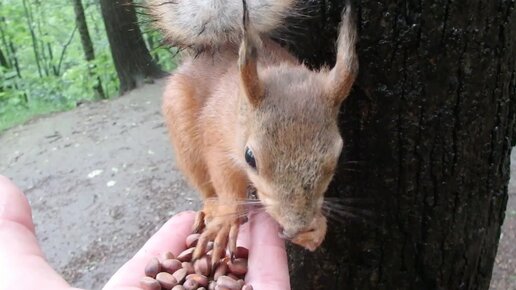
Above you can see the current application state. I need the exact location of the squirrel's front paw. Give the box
[290,214,327,251]
[191,209,245,266]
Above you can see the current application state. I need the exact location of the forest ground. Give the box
[0,80,514,290]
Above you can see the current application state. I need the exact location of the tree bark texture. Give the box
[99,0,163,95]
[283,1,516,290]
[72,0,105,99]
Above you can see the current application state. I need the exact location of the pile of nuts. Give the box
[140,233,252,290]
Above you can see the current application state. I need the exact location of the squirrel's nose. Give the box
[279,224,317,240]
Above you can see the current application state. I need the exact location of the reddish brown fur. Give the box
[161,3,357,252]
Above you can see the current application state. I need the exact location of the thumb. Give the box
[0,175,79,290]
[245,210,290,290]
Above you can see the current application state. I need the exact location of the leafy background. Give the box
[0,0,175,132]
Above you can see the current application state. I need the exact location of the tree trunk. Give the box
[34,2,51,77]
[22,0,42,78]
[0,46,8,69]
[0,15,21,79]
[72,0,105,99]
[99,0,164,95]
[8,42,21,79]
[283,1,516,290]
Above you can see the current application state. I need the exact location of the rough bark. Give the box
[99,0,164,95]
[72,0,105,99]
[283,1,516,290]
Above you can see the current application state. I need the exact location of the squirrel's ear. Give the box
[238,0,264,107]
[325,5,358,107]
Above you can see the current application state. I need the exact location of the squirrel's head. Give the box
[237,4,357,251]
[239,67,343,251]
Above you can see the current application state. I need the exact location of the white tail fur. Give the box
[147,0,296,50]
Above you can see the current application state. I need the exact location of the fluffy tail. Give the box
[147,0,296,51]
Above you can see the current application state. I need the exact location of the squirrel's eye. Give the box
[245,147,257,170]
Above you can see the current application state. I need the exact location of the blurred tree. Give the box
[71,0,105,99]
[0,47,8,69]
[21,0,42,78]
[99,0,164,94]
[0,13,21,79]
[0,46,7,93]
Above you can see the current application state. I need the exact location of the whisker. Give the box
[322,208,380,228]
[323,197,376,205]
[322,203,376,217]
[201,198,266,213]
[208,205,269,221]
[323,203,375,216]
[204,197,264,205]
[247,207,268,215]
[209,209,249,219]
[325,212,353,225]
[322,204,377,220]
[322,208,376,223]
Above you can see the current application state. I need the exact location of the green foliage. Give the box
[0,0,176,133]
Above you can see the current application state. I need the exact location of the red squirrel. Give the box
[148,0,358,264]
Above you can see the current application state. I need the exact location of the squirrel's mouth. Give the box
[246,184,291,238]
[246,183,325,249]
[246,185,258,201]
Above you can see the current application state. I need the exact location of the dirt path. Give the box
[0,80,199,289]
[0,80,514,289]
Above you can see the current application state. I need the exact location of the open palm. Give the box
[0,176,290,290]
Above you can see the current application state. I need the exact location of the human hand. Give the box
[0,175,290,290]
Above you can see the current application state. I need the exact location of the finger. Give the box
[236,218,251,249]
[0,175,79,290]
[246,211,290,290]
[103,211,195,290]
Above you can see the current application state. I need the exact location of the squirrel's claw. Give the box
[228,221,239,262]
[192,210,206,234]
[211,224,230,267]
[206,219,241,267]
[192,229,211,262]
[191,211,244,266]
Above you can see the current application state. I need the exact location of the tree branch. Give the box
[56,25,78,76]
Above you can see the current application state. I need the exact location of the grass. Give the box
[0,101,75,133]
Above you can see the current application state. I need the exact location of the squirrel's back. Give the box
[147,0,296,51]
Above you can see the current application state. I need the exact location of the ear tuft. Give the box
[326,3,359,107]
[238,0,264,107]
